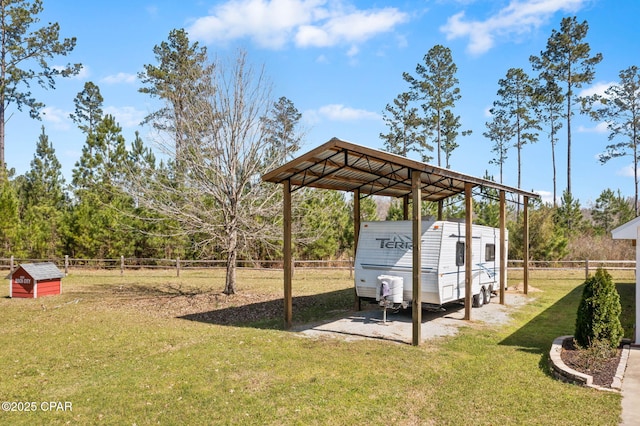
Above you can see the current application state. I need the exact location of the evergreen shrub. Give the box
[574,267,624,349]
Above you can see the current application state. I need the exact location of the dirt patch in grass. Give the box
[105,285,280,324]
[101,283,328,326]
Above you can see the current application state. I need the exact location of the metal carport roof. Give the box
[262,137,539,201]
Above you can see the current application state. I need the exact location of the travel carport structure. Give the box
[262,138,540,345]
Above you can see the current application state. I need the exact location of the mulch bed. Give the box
[560,338,622,387]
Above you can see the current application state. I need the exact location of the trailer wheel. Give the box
[484,286,491,304]
[472,290,484,308]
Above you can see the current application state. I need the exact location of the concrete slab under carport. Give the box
[295,291,530,344]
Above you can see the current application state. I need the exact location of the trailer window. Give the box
[485,244,496,261]
[456,242,465,266]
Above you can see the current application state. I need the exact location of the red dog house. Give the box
[7,262,64,298]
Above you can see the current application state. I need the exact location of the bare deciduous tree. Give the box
[128,50,282,295]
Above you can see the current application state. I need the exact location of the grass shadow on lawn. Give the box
[177,287,356,330]
[499,284,584,376]
[500,284,584,353]
[616,281,636,341]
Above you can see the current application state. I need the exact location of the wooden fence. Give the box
[0,256,355,276]
[0,256,636,279]
[509,259,637,280]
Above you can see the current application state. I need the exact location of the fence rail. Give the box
[508,259,637,280]
[0,256,636,278]
[0,256,355,276]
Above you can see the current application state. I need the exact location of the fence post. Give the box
[10,255,14,273]
[585,259,589,280]
[349,257,353,278]
[176,257,180,277]
[121,256,125,275]
[64,255,69,275]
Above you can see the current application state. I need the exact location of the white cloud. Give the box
[578,122,608,134]
[42,106,71,131]
[346,45,359,57]
[74,66,90,80]
[440,0,586,55]
[296,6,408,48]
[316,104,380,121]
[104,106,146,128]
[187,0,408,52]
[101,72,137,84]
[146,5,159,18]
[534,189,555,205]
[580,81,616,98]
[617,164,636,178]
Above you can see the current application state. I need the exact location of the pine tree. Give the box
[0,168,21,256]
[124,132,187,259]
[484,108,513,184]
[530,16,602,198]
[555,190,584,236]
[583,65,640,215]
[532,79,564,206]
[591,189,635,234]
[440,109,470,169]
[70,81,104,137]
[69,115,134,258]
[20,126,67,257]
[380,91,430,161]
[474,173,502,228]
[343,195,378,256]
[262,96,303,165]
[296,190,350,259]
[403,45,470,167]
[492,68,539,191]
[0,0,82,167]
[508,200,568,261]
[138,28,214,166]
[574,268,623,349]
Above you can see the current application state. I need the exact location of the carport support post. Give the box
[284,180,293,329]
[353,188,361,311]
[402,195,409,220]
[412,170,422,346]
[499,190,506,305]
[523,196,529,295]
[464,183,473,321]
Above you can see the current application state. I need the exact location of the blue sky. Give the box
[6,0,639,207]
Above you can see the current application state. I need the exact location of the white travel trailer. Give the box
[354,220,507,309]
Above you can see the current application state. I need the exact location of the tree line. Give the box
[0,9,377,293]
[380,16,640,218]
[376,14,637,262]
[0,2,637,294]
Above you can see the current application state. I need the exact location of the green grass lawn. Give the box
[0,268,633,425]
